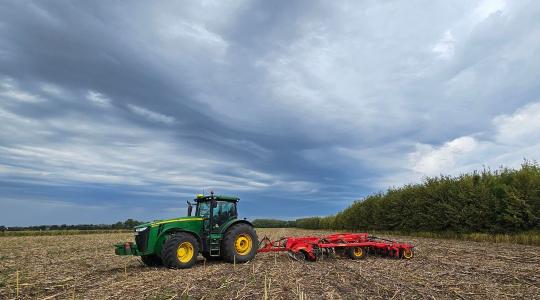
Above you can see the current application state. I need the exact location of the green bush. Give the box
[297,161,540,234]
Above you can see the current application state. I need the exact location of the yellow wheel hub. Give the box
[353,247,363,257]
[177,242,194,263]
[235,234,252,255]
[402,248,413,259]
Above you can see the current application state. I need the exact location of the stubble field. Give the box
[0,228,539,299]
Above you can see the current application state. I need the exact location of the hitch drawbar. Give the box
[257,233,414,261]
[114,242,141,256]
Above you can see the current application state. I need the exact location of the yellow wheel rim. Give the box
[403,249,413,259]
[353,247,363,257]
[177,242,194,263]
[235,234,252,255]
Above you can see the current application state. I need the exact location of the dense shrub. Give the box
[297,162,540,233]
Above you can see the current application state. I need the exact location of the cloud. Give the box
[0,78,43,103]
[410,136,478,176]
[127,104,175,125]
[493,102,540,145]
[0,1,540,224]
[379,102,540,187]
[86,90,111,108]
[433,30,456,59]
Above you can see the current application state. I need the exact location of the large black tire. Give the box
[222,223,258,263]
[161,232,199,269]
[141,254,162,267]
[347,246,367,260]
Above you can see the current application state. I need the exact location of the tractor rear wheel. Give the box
[161,233,199,269]
[141,254,162,267]
[222,223,258,263]
[347,246,367,260]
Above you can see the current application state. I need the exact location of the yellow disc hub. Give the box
[353,247,364,257]
[177,242,194,263]
[235,233,252,255]
[402,248,413,259]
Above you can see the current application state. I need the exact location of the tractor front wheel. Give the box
[162,233,199,269]
[222,223,258,263]
[141,254,162,267]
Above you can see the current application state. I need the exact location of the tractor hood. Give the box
[147,216,203,227]
[134,222,153,230]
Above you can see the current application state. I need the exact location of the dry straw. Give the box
[263,274,268,300]
[16,270,20,298]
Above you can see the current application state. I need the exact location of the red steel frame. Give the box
[258,233,414,261]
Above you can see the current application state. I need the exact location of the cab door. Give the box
[196,201,211,234]
[211,201,236,233]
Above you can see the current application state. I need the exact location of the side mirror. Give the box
[187,201,193,216]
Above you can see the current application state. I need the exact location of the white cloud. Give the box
[40,83,63,96]
[0,78,43,103]
[433,30,456,59]
[493,102,540,145]
[127,104,175,125]
[410,136,478,176]
[0,93,289,196]
[86,90,111,107]
[473,0,507,22]
[378,102,540,188]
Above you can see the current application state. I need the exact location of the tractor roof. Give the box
[194,194,239,202]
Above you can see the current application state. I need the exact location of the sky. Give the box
[1,0,540,226]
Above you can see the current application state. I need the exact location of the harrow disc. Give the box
[287,251,306,261]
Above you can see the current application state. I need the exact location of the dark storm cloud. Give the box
[1,0,540,225]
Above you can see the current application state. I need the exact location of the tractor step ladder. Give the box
[209,237,221,256]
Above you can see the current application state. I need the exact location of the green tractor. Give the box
[114,192,258,269]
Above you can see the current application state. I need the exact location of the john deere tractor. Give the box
[114,193,258,269]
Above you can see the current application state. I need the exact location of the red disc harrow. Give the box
[258,233,414,261]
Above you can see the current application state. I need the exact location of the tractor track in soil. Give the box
[0,228,539,299]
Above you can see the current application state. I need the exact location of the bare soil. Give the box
[0,228,539,299]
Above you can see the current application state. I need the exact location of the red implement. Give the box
[258,233,414,261]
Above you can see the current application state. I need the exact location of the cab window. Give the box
[212,201,236,227]
[197,201,211,218]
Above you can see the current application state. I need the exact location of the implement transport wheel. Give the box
[222,223,258,263]
[162,233,199,269]
[141,254,162,267]
[347,247,367,260]
[401,248,414,259]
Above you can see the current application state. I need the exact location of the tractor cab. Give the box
[189,193,239,234]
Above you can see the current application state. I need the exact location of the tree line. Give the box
[255,162,540,234]
[252,219,296,228]
[1,219,144,232]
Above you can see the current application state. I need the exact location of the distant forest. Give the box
[1,219,144,231]
[255,162,540,233]
[251,219,297,228]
